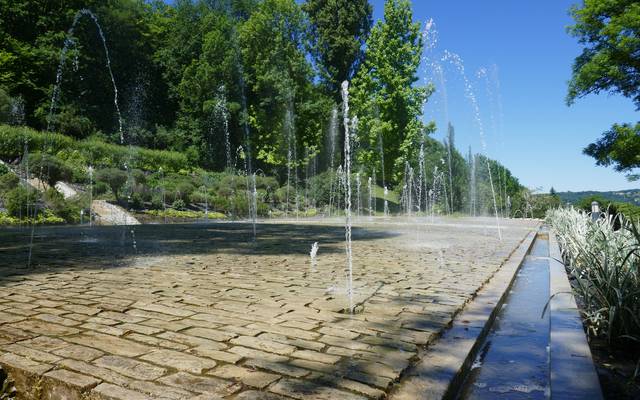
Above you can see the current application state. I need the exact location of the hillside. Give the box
[557,189,640,206]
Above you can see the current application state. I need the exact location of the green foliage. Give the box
[576,194,640,220]
[43,188,86,223]
[171,199,186,211]
[0,172,18,192]
[95,167,128,201]
[583,122,640,179]
[568,0,640,179]
[351,0,430,184]
[547,208,640,350]
[303,0,373,99]
[25,153,72,186]
[240,0,329,168]
[2,185,39,217]
[144,208,226,220]
[0,125,189,172]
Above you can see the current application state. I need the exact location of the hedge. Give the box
[0,125,189,172]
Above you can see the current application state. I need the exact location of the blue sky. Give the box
[379,0,638,192]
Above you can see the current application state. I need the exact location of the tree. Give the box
[240,0,330,171]
[567,0,640,180]
[95,167,128,201]
[351,0,430,184]
[303,0,372,100]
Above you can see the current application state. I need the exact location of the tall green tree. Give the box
[303,0,372,101]
[568,0,640,180]
[351,0,431,184]
[240,0,329,173]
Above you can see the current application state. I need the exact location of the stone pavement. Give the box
[0,218,537,399]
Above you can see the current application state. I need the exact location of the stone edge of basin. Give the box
[548,231,604,400]
[388,227,539,400]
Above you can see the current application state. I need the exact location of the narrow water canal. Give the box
[458,232,550,399]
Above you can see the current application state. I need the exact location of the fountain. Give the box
[442,50,502,240]
[368,176,373,217]
[310,242,319,269]
[327,107,338,216]
[356,172,361,218]
[341,81,354,313]
[48,9,123,141]
[383,186,389,217]
[214,86,232,170]
[88,166,93,227]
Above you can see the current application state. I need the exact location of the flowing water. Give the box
[341,81,354,313]
[458,233,551,399]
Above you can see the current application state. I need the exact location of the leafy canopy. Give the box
[351,0,431,184]
[568,0,640,179]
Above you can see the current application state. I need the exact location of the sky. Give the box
[376,0,638,193]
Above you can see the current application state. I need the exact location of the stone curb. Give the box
[389,228,539,400]
[548,231,603,400]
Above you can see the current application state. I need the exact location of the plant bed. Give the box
[547,208,640,400]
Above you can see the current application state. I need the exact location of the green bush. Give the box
[43,188,85,223]
[3,186,39,217]
[0,125,189,173]
[0,125,74,160]
[0,172,19,193]
[25,153,73,186]
[95,168,128,201]
[172,199,186,211]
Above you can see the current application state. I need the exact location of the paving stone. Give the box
[66,332,152,357]
[270,378,368,400]
[53,344,104,361]
[125,332,190,351]
[95,355,167,380]
[12,319,81,336]
[234,390,289,400]
[244,359,310,378]
[90,383,154,400]
[141,349,217,374]
[291,350,340,365]
[43,368,101,391]
[188,347,243,364]
[210,364,280,389]
[183,327,237,342]
[230,336,296,356]
[158,372,236,394]
[128,380,194,400]
[60,359,132,387]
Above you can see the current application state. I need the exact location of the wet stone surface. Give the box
[0,218,536,399]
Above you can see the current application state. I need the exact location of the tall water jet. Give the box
[356,173,361,218]
[442,50,501,240]
[418,143,425,214]
[368,176,373,217]
[446,123,455,212]
[88,166,93,227]
[214,85,232,170]
[468,147,477,217]
[327,108,339,216]
[341,81,354,313]
[48,9,123,141]
[383,186,389,217]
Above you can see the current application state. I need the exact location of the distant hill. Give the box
[556,189,640,206]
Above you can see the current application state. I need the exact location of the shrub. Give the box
[171,199,186,211]
[43,188,85,223]
[0,172,19,193]
[3,186,39,217]
[95,168,128,201]
[0,125,189,173]
[25,153,73,186]
[0,125,73,160]
[547,208,640,348]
